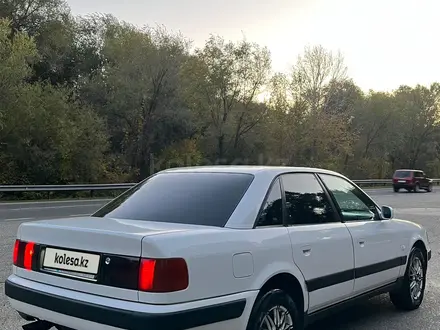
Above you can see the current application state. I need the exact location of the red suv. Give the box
[392,169,433,192]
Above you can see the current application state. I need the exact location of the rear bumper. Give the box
[5,275,255,330]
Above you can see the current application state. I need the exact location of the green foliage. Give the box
[1,1,440,189]
[154,139,203,171]
[180,35,271,162]
[0,19,108,184]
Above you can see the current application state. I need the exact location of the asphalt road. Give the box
[1,188,440,329]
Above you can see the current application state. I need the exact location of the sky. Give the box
[67,0,439,92]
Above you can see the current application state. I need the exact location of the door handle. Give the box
[359,240,365,247]
[301,246,312,256]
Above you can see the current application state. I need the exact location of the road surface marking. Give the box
[4,217,34,222]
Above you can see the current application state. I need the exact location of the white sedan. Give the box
[5,166,431,330]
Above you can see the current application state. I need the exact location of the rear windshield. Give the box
[394,170,412,178]
[92,172,254,227]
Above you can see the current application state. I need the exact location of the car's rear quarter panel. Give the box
[139,226,308,310]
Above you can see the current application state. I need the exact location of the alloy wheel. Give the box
[409,255,424,302]
[259,305,294,330]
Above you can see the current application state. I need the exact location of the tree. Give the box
[181,35,271,161]
[81,21,195,179]
[265,63,354,171]
[0,19,108,184]
[322,79,363,116]
[3,1,440,187]
[354,92,396,157]
[392,84,440,169]
[0,0,69,35]
[291,45,347,113]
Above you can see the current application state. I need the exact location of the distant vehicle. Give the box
[392,169,433,193]
[5,166,431,330]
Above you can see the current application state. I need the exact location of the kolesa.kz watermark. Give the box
[54,252,89,268]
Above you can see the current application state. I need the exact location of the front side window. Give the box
[92,172,254,227]
[319,174,378,221]
[281,173,337,225]
[256,178,283,227]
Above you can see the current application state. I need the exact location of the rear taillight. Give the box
[24,242,35,270]
[13,240,20,265]
[139,258,189,293]
[13,239,37,271]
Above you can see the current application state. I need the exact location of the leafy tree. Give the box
[81,20,195,179]
[0,0,69,35]
[291,45,347,113]
[0,19,108,184]
[391,84,440,169]
[3,1,440,188]
[181,35,271,162]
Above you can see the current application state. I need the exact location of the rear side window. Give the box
[394,170,412,178]
[281,173,337,225]
[92,172,254,227]
[256,178,283,227]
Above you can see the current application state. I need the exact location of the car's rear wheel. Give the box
[246,289,303,330]
[390,246,426,311]
[415,183,420,192]
[393,186,399,193]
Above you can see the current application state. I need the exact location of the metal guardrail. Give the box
[0,183,136,192]
[354,179,440,186]
[0,179,440,193]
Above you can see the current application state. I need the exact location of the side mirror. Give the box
[381,205,394,219]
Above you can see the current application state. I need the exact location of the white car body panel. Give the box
[138,226,308,306]
[287,223,354,313]
[5,166,431,330]
[345,220,402,295]
[16,217,217,302]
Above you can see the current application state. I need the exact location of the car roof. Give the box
[159,165,344,178]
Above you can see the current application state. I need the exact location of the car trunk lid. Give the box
[17,216,190,256]
[14,217,196,302]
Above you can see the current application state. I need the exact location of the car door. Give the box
[280,173,355,313]
[318,173,402,296]
[420,171,429,188]
[413,171,423,188]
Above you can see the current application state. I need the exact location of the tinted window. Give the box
[281,173,337,225]
[92,172,254,227]
[394,170,411,178]
[256,179,283,227]
[319,174,378,221]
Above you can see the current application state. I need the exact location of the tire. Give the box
[415,183,420,193]
[246,289,303,330]
[427,183,433,192]
[393,187,399,193]
[390,247,427,311]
